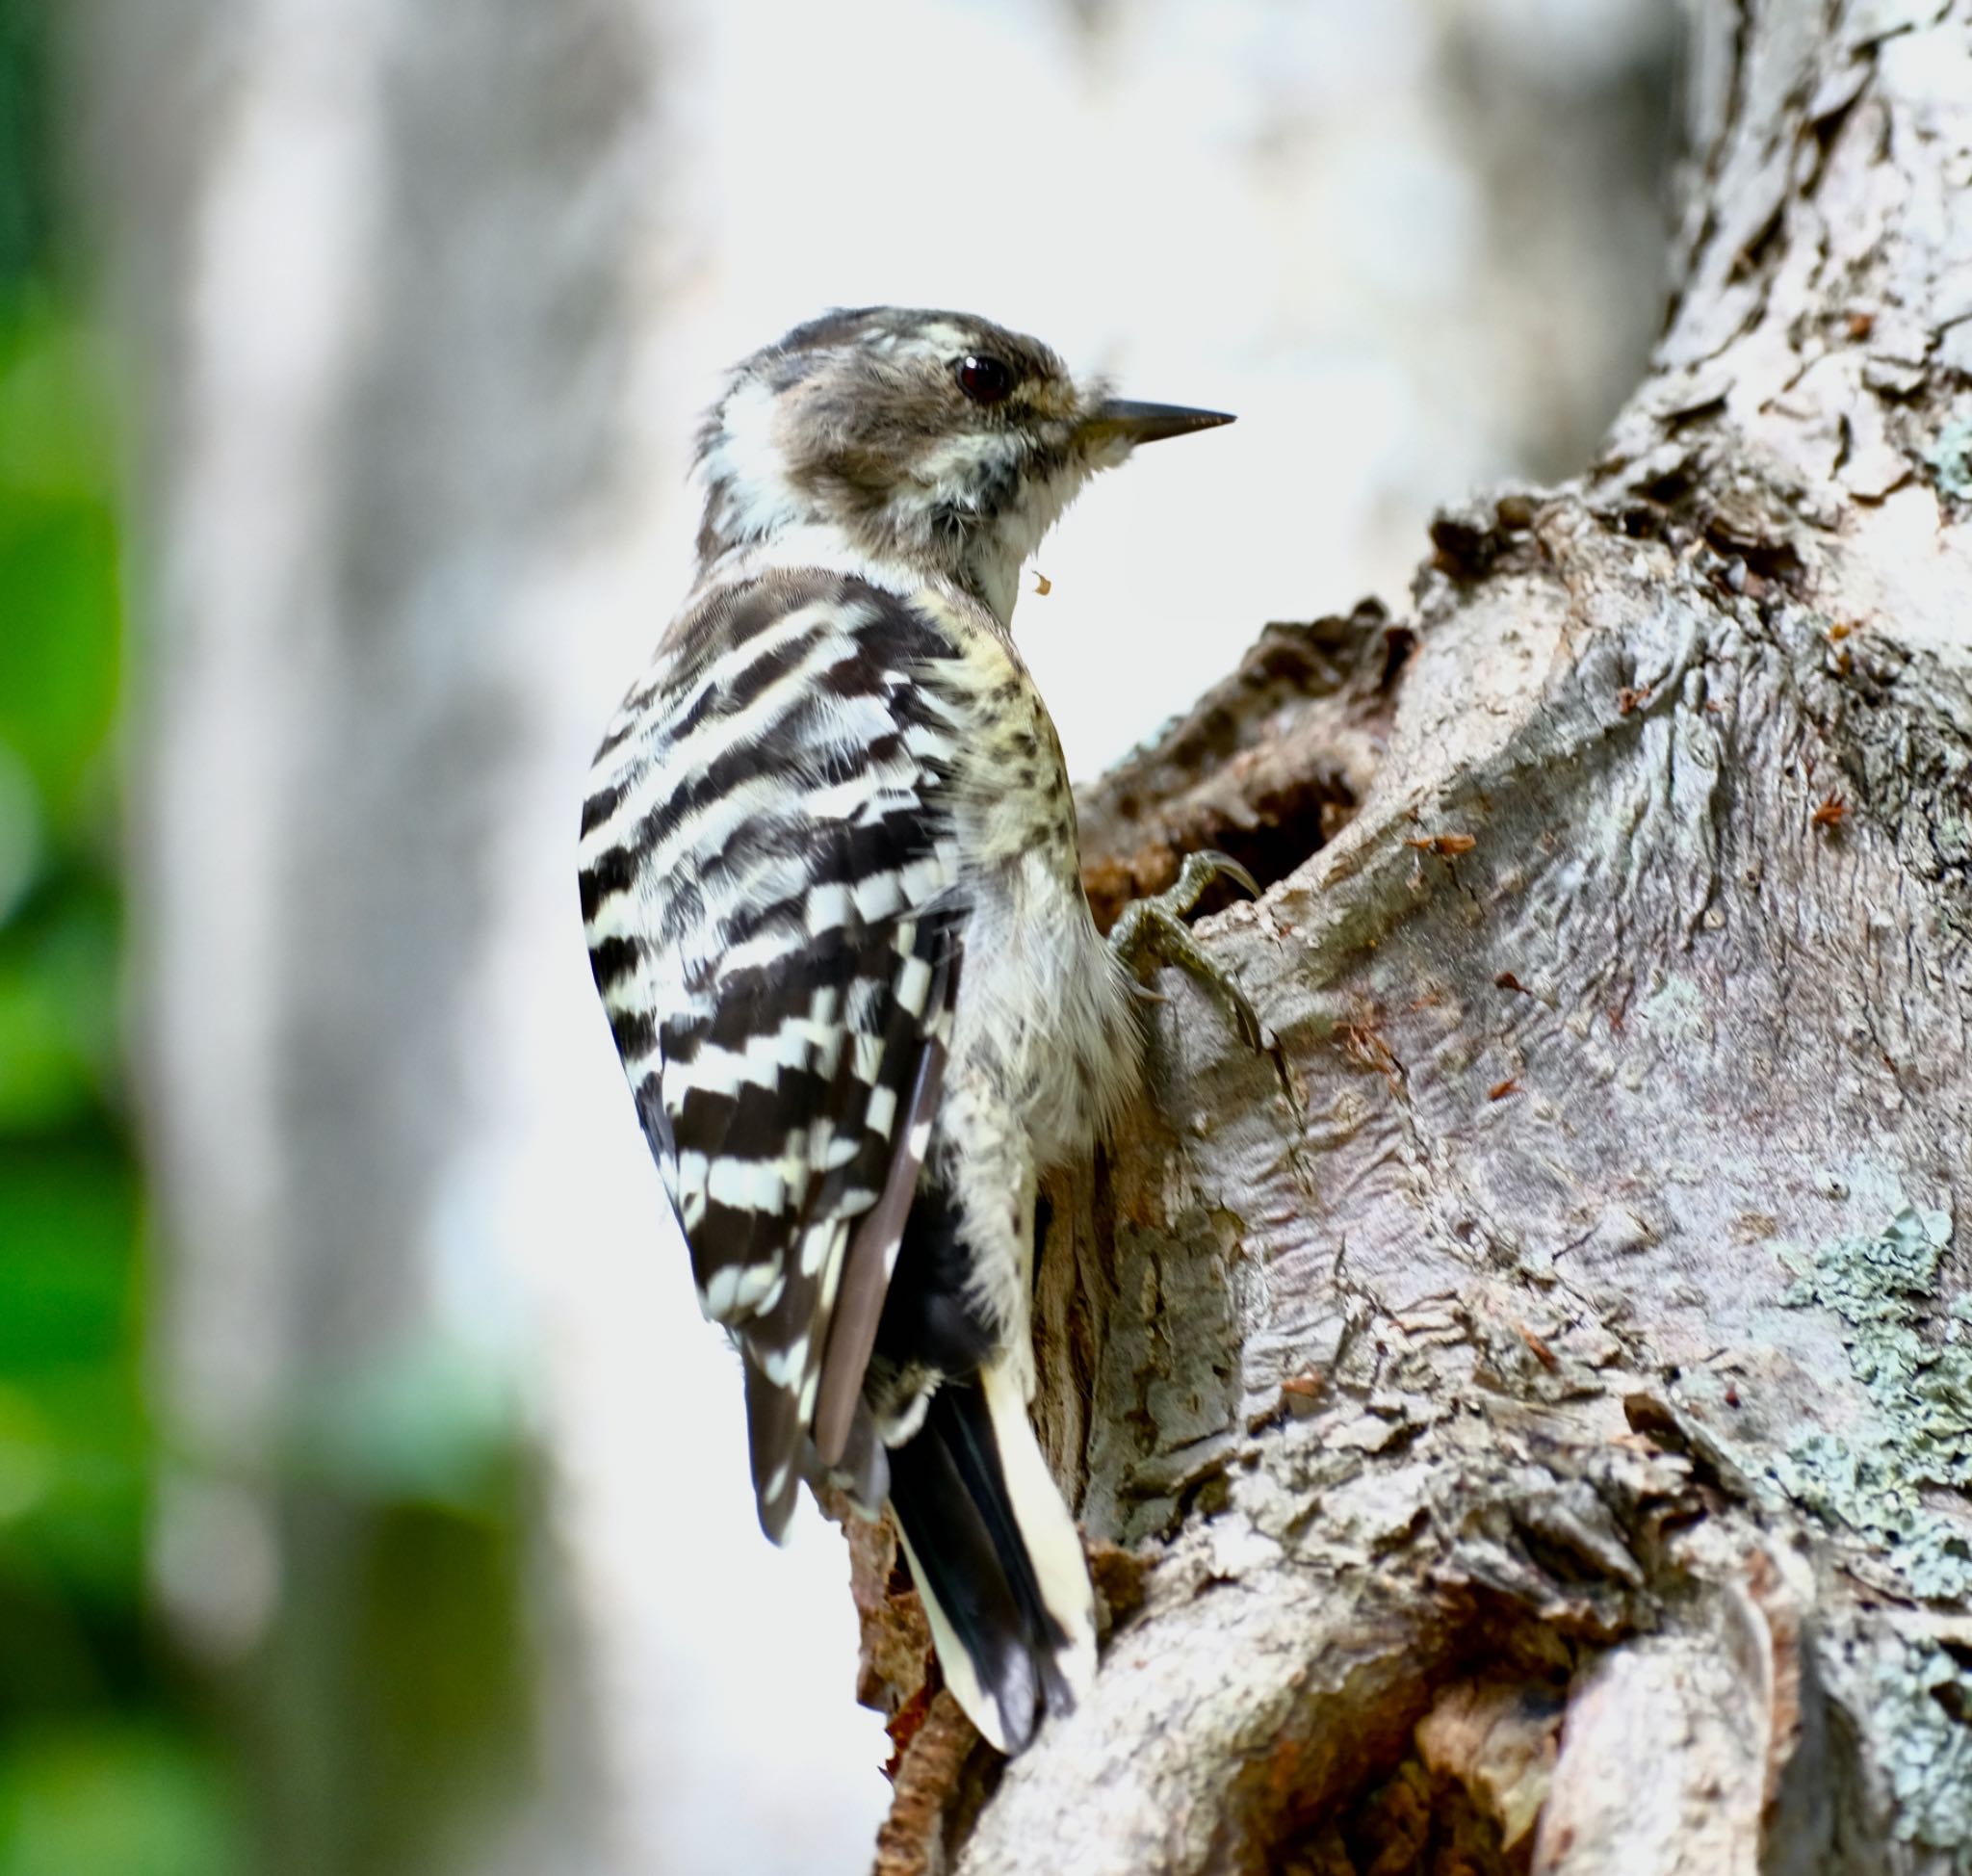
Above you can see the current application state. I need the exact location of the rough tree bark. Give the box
[860,4,1972,1871]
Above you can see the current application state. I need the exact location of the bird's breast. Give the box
[945,843,1141,1164]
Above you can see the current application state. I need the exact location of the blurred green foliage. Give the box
[0,4,246,1870]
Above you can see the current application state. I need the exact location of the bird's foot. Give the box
[1108,849,1266,1051]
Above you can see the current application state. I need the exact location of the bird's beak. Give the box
[1077,399,1235,447]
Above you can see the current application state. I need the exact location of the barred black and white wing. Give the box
[579,571,965,1539]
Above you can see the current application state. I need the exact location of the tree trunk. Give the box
[862,4,1972,1870]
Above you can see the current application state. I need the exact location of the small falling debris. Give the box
[1517,1322,1559,1369]
[1032,570,1052,596]
[1617,685,1651,716]
[1812,794,1850,830]
[1494,971,1529,995]
[1489,1078,1521,1102]
[1403,832,1477,857]
[1280,1372,1326,1418]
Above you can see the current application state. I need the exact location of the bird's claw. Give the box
[1108,849,1266,1052]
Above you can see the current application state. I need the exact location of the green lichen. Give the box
[1777,1205,1972,1592]
[1782,1205,1966,1467]
[1778,1203,1972,1860]
[1929,407,1972,502]
[1872,1632,1972,1860]
[1777,1430,1972,1599]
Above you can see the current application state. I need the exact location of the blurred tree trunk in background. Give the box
[84,4,669,1871]
[861,3,1972,1871]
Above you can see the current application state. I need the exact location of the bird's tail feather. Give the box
[887,1358,1096,1754]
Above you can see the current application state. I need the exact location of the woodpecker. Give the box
[579,307,1236,1754]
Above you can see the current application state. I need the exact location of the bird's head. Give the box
[692,307,1232,626]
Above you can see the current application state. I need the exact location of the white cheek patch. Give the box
[918,430,1013,490]
[701,375,805,541]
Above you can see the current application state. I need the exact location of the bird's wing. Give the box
[580,569,967,1539]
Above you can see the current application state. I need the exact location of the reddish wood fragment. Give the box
[1403,832,1477,856]
[1517,1323,1559,1368]
[885,1681,937,1781]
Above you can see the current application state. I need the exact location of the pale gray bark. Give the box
[861,4,1972,1870]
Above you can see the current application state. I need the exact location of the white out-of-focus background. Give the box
[2,3,1671,1873]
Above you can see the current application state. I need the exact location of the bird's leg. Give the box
[1108,848,1266,1051]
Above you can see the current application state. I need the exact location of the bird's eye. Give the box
[956,354,1015,405]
